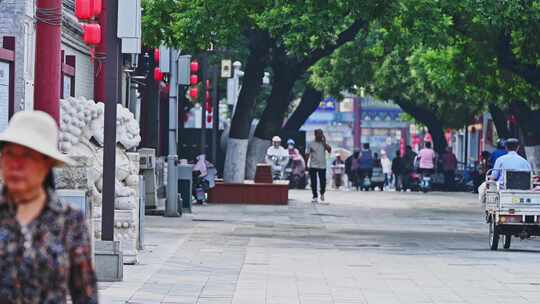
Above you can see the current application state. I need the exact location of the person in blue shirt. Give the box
[490,138,532,182]
[479,138,532,203]
[490,139,507,168]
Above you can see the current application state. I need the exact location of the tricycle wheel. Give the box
[489,220,499,251]
[503,234,511,249]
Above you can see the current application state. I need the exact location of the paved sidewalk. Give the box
[99,190,540,304]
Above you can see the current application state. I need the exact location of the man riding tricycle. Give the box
[479,138,540,250]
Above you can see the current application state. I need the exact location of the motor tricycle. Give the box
[483,170,540,250]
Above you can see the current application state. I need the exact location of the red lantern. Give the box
[190,75,199,85]
[82,24,102,45]
[153,67,164,81]
[189,87,198,99]
[190,61,199,73]
[92,0,102,16]
[154,48,160,63]
[76,0,93,20]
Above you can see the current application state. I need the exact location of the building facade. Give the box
[0,0,94,130]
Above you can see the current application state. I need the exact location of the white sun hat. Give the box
[0,111,75,166]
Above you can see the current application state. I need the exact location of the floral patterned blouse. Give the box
[0,187,98,303]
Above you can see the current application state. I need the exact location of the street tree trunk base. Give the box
[224,138,249,183]
[524,145,540,172]
[245,136,271,180]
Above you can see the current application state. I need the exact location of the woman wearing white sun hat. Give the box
[0,111,97,303]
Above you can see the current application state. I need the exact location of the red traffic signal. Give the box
[82,24,102,45]
[154,67,164,81]
[190,75,199,86]
[190,61,199,73]
[189,87,199,99]
[154,48,160,63]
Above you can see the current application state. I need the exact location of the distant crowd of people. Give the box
[338,142,459,191]
[265,128,531,203]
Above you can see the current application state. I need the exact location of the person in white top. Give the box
[380,150,392,189]
[265,136,289,177]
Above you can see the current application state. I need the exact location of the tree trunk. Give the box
[245,64,298,179]
[244,20,369,178]
[488,103,511,139]
[224,30,271,183]
[509,101,540,146]
[496,31,540,91]
[509,101,540,171]
[394,98,448,154]
[283,86,323,131]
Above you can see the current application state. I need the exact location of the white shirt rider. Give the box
[266,137,289,167]
[490,139,532,185]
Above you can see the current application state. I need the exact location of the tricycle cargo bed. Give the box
[486,190,540,214]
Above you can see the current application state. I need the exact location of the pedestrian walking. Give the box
[0,111,98,303]
[417,142,437,175]
[392,150,403,191]
[380,150,392,190]
[441,146,458,190]
[402,145,417,190]
[345,150,360,190]
[332,154,345,189]
[474,150,491,192]
[306,129,332,203]
[358,143,374,191]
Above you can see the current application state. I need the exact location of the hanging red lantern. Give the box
[82,24,102,45]
[189,87,198,99]
[76,0,93,20]
[153,67,164,81]
[190,61,199,73]
[190,75,199,85]
[92,0,102,16]
[154,48,160,63]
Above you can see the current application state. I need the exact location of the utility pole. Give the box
[201,54,208,156]
[34,0,62,123]
[165,49,180,217]
[211,66,219,163]
[101,0,121,241]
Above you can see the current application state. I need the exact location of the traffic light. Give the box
[188,60,200,100]
[206,80,212,124]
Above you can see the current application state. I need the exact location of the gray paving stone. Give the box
[99,190,540,304]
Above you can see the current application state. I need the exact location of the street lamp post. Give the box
[227,61,244,115]
[165,49,180,217]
